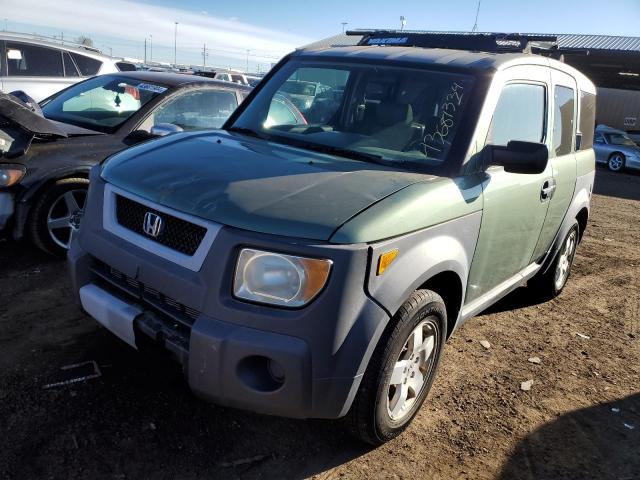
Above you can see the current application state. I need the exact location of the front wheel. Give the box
[29,178,89,257]
[345,290,447,445]
[529,221,579,300]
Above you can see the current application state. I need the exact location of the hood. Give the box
[0,92,67,137]
[101,131,432,241]
[0,92,102,159]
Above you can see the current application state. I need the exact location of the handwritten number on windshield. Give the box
[421,82,464,156]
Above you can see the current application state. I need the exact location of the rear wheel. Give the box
[529,221,579,300]
[29,178,89,257]
[345,290,447,445]
[607,153,625,172]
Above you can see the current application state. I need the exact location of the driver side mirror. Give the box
[483,141,549,175]
[150,123,184,137]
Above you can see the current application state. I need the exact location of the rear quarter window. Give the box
[578,91,596,150]
[70,53,102,76]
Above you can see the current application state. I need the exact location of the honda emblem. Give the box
[143,212,163,238]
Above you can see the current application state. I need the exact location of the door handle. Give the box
[541,178,556,201]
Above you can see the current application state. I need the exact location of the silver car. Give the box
[594,125,640,172]
[1,32,134,102]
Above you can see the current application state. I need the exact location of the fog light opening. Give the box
[237,355,285,393]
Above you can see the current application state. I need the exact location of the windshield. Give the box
[41,75,167,133]
[230,60,474,169]
[605,133,636,146]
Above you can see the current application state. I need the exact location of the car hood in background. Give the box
[101,130,432,241]
[0,92,68,137]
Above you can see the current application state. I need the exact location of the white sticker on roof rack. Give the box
[137,83,167,94]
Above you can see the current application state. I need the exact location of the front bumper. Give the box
[0,192,14,232]
[68,174,390,419]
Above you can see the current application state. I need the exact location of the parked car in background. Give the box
[195,69,252,85]
[0,72,250,255]
[594,124,640,172]
[0,32,135,102]
[69,32,596,445]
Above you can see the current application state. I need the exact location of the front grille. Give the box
[115,195,207,256]
[90,259,200,329]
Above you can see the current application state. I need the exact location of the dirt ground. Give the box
[1,168,638,480]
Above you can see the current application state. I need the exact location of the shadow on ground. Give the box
[498,393,640,480]
[593,168,640,202]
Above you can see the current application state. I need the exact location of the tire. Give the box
[345,290,447,445]
[529,221,579,300]
[29,178,89,257]
[607,153,625,172]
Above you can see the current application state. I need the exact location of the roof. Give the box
[295,43,529,72]
[303,31,640,53]
[302,31,640,90]
[0,31,113,60]
[103,71,253,90]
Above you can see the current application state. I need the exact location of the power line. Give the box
[472,0,482,32]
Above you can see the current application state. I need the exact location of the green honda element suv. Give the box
[69,32,596,445]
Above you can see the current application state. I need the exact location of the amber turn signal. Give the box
[377,249,399,276]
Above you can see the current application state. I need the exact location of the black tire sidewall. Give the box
[353,290,447,444]
[552,223,579,296]
[30,178,89,257]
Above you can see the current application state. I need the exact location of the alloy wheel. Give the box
[554,230,577,291]
[608,154,624,172]
[46,189,87,250]
[387,320,437,422]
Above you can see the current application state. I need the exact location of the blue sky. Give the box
[3,0,640,71]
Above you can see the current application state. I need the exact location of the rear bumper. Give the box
[0,192,14,232]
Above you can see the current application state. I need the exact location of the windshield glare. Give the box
[231,61,474,168]
[41,75,167,133]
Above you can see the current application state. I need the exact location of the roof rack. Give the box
[346,30,559,55]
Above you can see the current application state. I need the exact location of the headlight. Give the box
[233,248,332,307]
[0,164,26,187]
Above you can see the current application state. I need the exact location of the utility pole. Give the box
[150,34,153,62]
[3,19,7,31]
[174,22,178,67]
[202,43,208,69]
[400,16,406,31]
[341,22,347,34]
[246,49,249,73]
[144,37,147,64]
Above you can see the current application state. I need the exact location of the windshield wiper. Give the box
[226,126,269,140]
[297,143,388,166]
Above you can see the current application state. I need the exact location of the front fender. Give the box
[366,211,482,324]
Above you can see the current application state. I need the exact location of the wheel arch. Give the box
[13,168,91,240]
[575,207,589,243]
[417,270,464,339]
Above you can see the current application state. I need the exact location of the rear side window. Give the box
[70,53,102,76]
[487,83,546,146]
[151,89,239,130]
[578,91,596,150]
[63,53,79,77]
[6,42,64,77]
[553,86,575,156]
